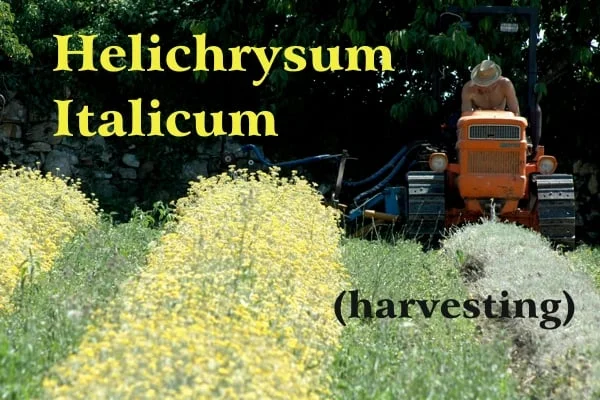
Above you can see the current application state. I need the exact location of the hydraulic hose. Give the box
[342,146,410,188]
[351,142,426,205]
[240,144,342,167]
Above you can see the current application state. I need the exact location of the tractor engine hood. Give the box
[458,110,528,129]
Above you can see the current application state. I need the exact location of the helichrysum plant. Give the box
[43,167,349,399]
[0,165,99,311]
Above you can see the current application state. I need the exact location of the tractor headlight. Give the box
[429,153,448,172]
[537,156,557,175]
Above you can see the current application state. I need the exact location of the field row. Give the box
[1,166,599,399]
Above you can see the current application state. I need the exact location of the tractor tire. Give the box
[533,173,576,248]
[406,171,446,244]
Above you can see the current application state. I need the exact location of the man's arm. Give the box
[461,83,473,113]
[504,79,520,115]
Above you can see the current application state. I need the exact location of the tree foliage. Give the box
[0,2,32,63]
[0,0,598,165]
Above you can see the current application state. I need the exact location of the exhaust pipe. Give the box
[532,103,542,154]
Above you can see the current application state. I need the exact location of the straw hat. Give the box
[471,60,502,87]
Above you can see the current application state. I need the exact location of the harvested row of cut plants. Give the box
[443,221,600,399]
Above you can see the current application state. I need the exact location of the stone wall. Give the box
[0,94,257,218]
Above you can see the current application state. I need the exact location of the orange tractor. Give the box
[402,5,576,247]
[341,5,576,247]
[405,110,576,247]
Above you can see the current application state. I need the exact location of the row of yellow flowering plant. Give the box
[43,167,350,399]
[0,165,99,311]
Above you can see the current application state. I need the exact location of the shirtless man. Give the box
[461,60,520,115]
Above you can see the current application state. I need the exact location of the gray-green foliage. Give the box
[443,221,600,399]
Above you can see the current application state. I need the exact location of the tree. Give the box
[2,0,598,169]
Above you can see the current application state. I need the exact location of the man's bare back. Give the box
[461,76,520,115]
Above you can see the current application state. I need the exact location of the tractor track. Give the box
[406,171,446,239]
[534,173,577,248]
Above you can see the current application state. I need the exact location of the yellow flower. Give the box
[43,168,349,399]
[0,165,99,311]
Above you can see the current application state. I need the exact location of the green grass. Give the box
[331,238,522,400]
[0,219,158,399]
[569,245,600,289]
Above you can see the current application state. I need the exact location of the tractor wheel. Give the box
[406,171,446,245]
[532,174,576,248]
